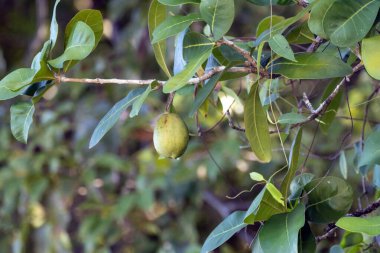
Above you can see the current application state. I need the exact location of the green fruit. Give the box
[153,113,189,159]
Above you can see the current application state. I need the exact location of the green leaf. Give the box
[289,173,315,201]
[149,0,172,78]
[200,0,235,40]
[250,172,265,182]
[266,183,285,206]
[359,130,380,167]
[89,88,146,148]
[152,13,202,43]
[287,22,315,45]
[255,4,314,45]
[0,86,22,100]
[31,41,55,81]
[270,53,352,79]
[340,231,363,248]
[244,186,286,224]
[48,21,95,69]
[49,0,61,49]
[323,0,380,47]
[256,15,285,38]
[319,78,343,133]
[201,211,246,253]
[130,83,153,117]
[10,102,35,144]
[268,34,296,62]
[339,151,348,180]
[299,222,316,253]
[158,0,200,5]
[362,35,380,80]
[244,82,272,163]
[305,176,353,223]
[336,216,380,236]
[173,29,188,75]
[188,71,223,116]
[163,48,212,93]
[183,32,214,61]
[246,0,293,5]
[0,68,36,91]
[278,113,306,125]
[374,165,380,188]
[256,204,305,253]
[308,0,335,39]
[280,128,303,204]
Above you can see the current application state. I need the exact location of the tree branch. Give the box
[316,198,380,242]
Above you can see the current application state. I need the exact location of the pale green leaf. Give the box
[49,0,61,49]
[130,84,153,117]
[336,216,380,236]
[278,113,306,125]
[268,34,296,62]
[339,151,348,179]
[244,82,272,163]
[266,183,285,206]
[359,130,380,167]
[10,102,35,144]
[1,68,36,91]
[362,35,380,80]
[250,172,265,182]
[149,0,172,78]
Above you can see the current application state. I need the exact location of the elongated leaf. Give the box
[200,0,235,40]
[336,216,380,236]
[48,21,95,69]
[49,0,61,48]
[362,35,380,80]
[159,0,200,5]
[266,183,285,206]
[289,173,315,201]
[130,84,153,117]
[244,82,272,163]
[31,41,54,81]
[268,34,296,62]
[163,49,212,93]
[183,32,214,61]
[280,128,303,203]
[152,13,202,43]
[10,102,35,143]
[256,15,285,38]
[149,0,172,78]
[0,86,21,100]
[308,0,335,39]
[256,204,305,253]
[89,88,146,148]
[270,53,352,79]
[189,72,222,116]
[305,176,353,223]
[339,151,348,179]
[319,78,343,133]
[1,68,36,91]
[201,211,246,253]
[323,0,380,47]
[278,113,306,125]
[359,130,380,167]
[173,29,188,75]
[374,165,380,188]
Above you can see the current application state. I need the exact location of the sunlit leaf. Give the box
[362,35,380,80]
[336,216,380,236]
[268,34,296,62]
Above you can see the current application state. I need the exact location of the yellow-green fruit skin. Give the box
[153,113,189,159]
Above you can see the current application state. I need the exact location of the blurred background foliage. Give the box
[0,0,379,252]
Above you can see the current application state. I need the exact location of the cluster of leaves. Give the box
[1,0,380,252]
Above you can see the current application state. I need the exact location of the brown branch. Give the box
[316,198,380,242]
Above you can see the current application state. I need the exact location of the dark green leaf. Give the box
[48,21,95,69]
[323,0,380,47]
[299,222,316,253]
[305,176,353,223]
[163,48,212,93]
[201,211,246,253]
[152,13,202,43]
[289,173,315,201]
[308,0,335,39]
[280,128,303,204]
[336,216,380,236]
[257,204,305,253]
[158,0,200,5]
[362,35,380,80]
[183,32,214,61]
[270,53,352,79]
[244,82,272,163]
[149,0,172,78]
[256,15,285,38]
[359,130,380,167]
[246,0,293,5]
[200,0,235,40]
[89,88,146,148]
[10,102,35,144]
[319,78,343,133]
[268,34,296,62]
[189,72,223,116]
[278,113,306,125]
